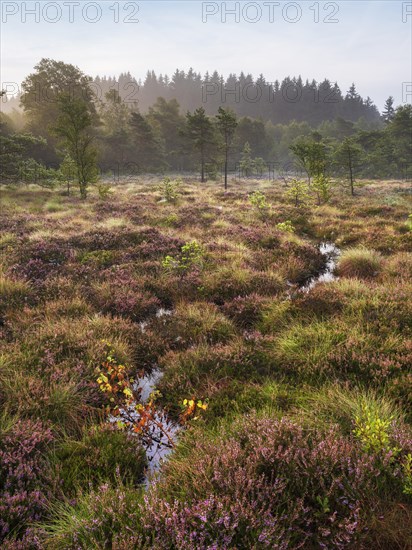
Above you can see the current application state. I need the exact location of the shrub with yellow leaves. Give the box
[96,342,175,450]
[180,398,208,422]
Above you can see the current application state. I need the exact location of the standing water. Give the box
[109,368,178,484]
[300,242,340,293]
[111,308,178,484]
[135,369,179,483]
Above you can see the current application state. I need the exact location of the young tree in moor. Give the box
[185,107,216,182]
[53,94,99,198]
[216,106,238,190]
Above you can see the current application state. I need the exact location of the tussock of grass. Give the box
[273,319,348,372]
[52,425,146,496]
[296,384,404,434]
[337,247,383,279]
[0,274,31,313]
[170,301,236,345]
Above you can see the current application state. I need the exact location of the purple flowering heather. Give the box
[142,416,381,549]
[0,420,54,542]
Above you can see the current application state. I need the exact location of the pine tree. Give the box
[382,96,395,123]
[239,142,254,177]
[216,107,238,190]
[334,137,364,196]
[129,111,165,172]
[184,107,216,182]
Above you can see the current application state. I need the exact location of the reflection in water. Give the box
[110,308,178,484]
[136,369,178,483]
[300,242,340,293]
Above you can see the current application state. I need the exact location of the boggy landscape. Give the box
[0,177,412,548]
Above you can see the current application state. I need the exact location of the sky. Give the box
[1,0,411,111]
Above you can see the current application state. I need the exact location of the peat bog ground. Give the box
[0,177,411,548]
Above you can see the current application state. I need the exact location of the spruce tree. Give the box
[382,96,395,123]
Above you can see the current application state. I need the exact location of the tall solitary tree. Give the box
[216,107,238,190]
[382,96,395,124]
[53,94,98,198]
[185,107,216,182]
[334,137,364,196]
[21,58,96,164]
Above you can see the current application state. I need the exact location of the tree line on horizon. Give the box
[1,59,411,195]
[4,67,381,126]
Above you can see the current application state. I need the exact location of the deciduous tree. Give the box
[53,94,99,198]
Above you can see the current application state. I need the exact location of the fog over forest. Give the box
[3,68,380,125]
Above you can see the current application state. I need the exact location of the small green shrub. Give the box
[312,174,332,204]
[78,249,115,267]
[352,402,412,498]
[163,213,180,226]
[353,405,394,454]
[96,183,114,200]
[160,177,181,202]
[276,220,295,233]
[249,191,269,217]
[162,241,204,274]
[286,178,309,206]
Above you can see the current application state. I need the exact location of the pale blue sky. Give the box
[1,1,411,110]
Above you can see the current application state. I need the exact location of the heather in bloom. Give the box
[92,268,161,321]
[0,420,54,542]
[142,415,382,549]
